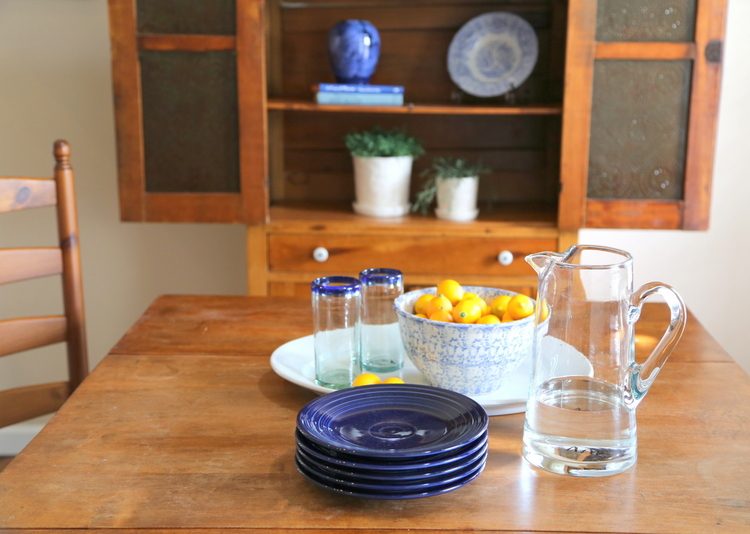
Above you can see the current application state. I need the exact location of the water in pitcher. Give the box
[523,375,637,476]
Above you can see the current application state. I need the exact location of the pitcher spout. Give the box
[525,251,566,276]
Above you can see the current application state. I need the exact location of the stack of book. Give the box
[314,83,404,106]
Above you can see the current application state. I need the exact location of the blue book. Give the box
[315,92,404,106]
[317,83,405,95]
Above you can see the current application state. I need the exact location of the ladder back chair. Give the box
[0,140,88,428]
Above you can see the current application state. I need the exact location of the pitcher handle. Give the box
[623,282,687,408]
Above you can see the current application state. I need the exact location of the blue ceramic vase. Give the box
[328,20,381,84]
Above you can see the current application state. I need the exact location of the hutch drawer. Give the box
[268,234,556,277]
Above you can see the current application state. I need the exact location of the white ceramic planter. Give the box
[435,176,479,222]
[352,155,413,218]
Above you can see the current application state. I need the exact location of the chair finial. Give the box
[54,140,71,169]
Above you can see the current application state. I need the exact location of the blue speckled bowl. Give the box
[394,287,535,395]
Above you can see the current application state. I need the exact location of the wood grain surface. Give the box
[0,295,747,532]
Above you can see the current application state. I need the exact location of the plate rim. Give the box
[296,383,488,458]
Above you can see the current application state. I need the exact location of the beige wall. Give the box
[0,0,247,397]
[0,0,747,416]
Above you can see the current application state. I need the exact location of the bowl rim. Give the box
[393,286,536,328]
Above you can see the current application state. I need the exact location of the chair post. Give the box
[53,140,89,391]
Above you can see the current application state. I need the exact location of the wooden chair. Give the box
[0,140,88,429]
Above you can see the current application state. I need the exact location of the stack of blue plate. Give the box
[295,383,488,499]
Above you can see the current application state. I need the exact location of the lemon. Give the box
[452,299,482,324]
[352,373,381,387]
[382,377,405,384]
[501,311,515,323]
[437,279,464,305]
[508,294,535,320]
[477,314,501,325]
[490,295,512,318]
[415,313,428,319]
[425,295,453,317]
[539,300,550,322]
[429,309,454,322]
[414,293,434,315]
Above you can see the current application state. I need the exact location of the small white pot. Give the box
[352,156,413,218]
[435,176,479,222]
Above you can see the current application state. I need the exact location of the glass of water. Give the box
[358,268,404,376]
[311,276,361,389]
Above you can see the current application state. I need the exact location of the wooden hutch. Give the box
[108,0,726,295]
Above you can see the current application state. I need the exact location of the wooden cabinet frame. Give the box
[108,0,268,223]
[108,0,728,296]
[560,0,727,230]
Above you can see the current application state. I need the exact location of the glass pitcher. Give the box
[522,245,686,477]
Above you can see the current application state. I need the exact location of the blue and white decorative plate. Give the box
[447,12,538,97]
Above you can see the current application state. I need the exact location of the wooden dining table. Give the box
[0,295,748,533]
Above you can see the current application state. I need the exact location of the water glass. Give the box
[359,268,404,375]
[311,276,361,389]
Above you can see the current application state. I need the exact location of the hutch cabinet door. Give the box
[559,0,726,230]
[108,0,267,223]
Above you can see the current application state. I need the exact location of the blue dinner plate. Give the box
[447,12,538,97]
[296,454,486,500]
[296,438,488,482]
[297,384,488,459]
[296,450,487,492]
[295,428,488,468]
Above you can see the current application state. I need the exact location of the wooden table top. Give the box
[0,295,748,533]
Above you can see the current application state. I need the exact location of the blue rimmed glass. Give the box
[359,268,404,374]
[311,276,362,389]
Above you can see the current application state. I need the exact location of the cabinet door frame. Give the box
[108,0,268,223]
[559,0,727,230]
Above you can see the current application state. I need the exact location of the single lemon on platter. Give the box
[507,294,535,320]
[437,279,464,305]
[424,294,453,316]
[382,377,405,384]
[476,314,501,325]
[452,299,483,324]
[490,295,512,318]
[413,293,434,315]
[352,373,382,387]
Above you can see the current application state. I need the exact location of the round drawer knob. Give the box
[497,250,514,266]
[312,246,329,263]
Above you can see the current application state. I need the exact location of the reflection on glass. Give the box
[596,0,696,42]
[588,60,691,200]
[140,51,240,193]
[137,0,236,35]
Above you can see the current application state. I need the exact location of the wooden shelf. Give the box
[268,202,559,238]
[266,99,563,116]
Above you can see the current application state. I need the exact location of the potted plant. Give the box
[345,127,424,218]
[412,157,489,222]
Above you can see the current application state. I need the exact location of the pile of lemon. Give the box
[413,279,543,324]
[352,373,405,387]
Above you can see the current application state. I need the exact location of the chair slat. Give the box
[0,316,67,358]
[0,247,63,285]
[0,177,56,213]
[0,381,69,428]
